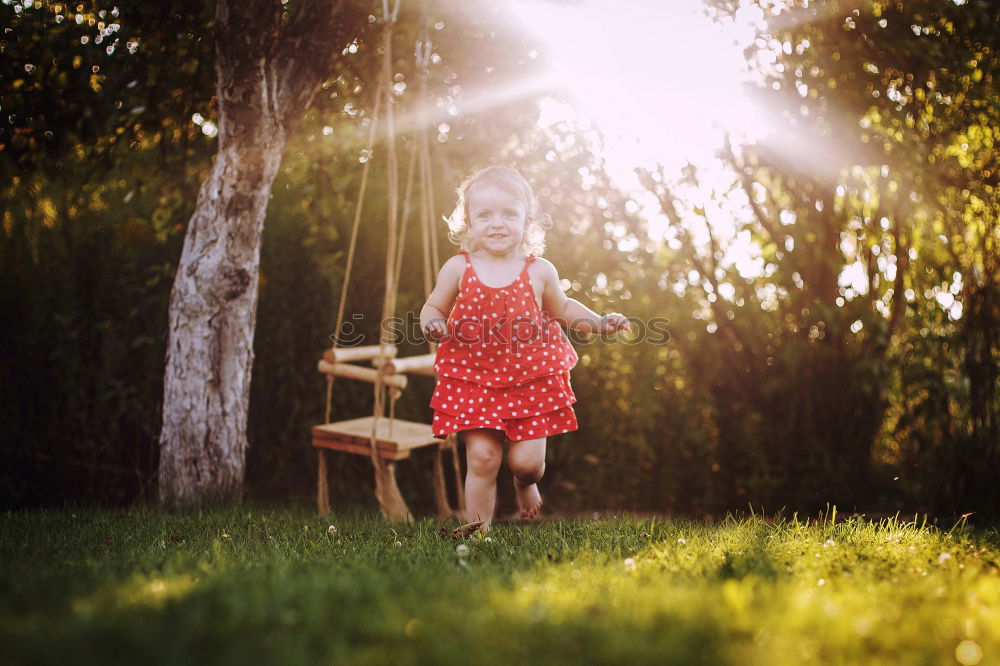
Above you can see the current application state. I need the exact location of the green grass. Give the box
[1,505,998,665]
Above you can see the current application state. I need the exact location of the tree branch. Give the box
[274,0,354,130]
[862,199,881,301]
[886,214,909,342]
[721,135,783,243]
[636,167,758,377]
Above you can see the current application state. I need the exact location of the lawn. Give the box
[1,505,997,665]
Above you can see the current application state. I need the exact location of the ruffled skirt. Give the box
[431,371,577,442]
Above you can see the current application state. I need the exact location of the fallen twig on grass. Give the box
[452,521,484,540]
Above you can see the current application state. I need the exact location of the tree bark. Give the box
[158,0,353,506]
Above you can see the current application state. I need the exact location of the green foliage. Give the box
[635,0,1000,518]
[1,506,997,664]
[0,0,995,521]
[0,1,216,172]
[0,147,193,505]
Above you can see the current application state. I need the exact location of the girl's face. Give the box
[466,183,529,258]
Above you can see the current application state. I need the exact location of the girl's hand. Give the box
[422,317,448,341]
[600,313,631,334]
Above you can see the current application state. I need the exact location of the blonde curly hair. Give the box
[446,165,552,256]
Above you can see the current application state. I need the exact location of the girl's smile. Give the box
[467,184,529,257]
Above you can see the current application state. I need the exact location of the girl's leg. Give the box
[508,437,546,520]
[463,428,505,527]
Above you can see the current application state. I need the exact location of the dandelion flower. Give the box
[676,537,686,545]
[624,557,637,571]
[327,525,337,536]
[938,552,952,564]
[456,544,470,559]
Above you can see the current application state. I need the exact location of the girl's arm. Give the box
[537,259,631,334]
[420,255,465,341]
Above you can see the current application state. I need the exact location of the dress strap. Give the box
[458,249,472,267]
[525,254,536,266]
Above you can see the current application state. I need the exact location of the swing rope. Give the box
[322,0,446,521]
[372,16,401,458]
[323,31,386,425]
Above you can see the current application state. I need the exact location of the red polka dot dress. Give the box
[431,250,579,442]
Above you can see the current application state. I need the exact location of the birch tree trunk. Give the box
[158,0,355,506]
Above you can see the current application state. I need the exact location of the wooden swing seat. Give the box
[312,416,445,460]
[313,352,465,520]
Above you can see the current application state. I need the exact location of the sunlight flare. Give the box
[510,0,780,273]
[511,0,773,178]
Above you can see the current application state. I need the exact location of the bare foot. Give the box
[514,481,543,520]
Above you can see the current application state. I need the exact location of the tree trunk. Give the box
[158,129,284,505]
[158,0,353,506]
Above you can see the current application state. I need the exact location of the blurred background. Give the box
[1,0,996,522]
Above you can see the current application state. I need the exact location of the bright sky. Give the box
[511,0,770,174]
[509,0,776,276]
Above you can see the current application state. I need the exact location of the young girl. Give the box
[419,166,630,529]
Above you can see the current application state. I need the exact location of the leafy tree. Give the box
[638,0,998,515]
